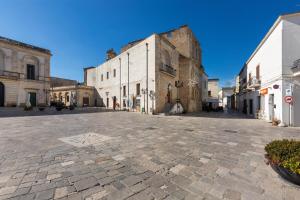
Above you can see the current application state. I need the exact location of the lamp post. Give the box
[146,43,149,114]
[127,52,130,112]
[149,90,156,114]
[141,88,147,114]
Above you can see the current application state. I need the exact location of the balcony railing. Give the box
[160,63,176,77]
[0,70,20,79]
[248,76,261,88]
[291,59,300,77]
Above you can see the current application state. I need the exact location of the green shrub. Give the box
[265,139,300,174]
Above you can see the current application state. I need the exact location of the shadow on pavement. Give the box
[0,107,120,118]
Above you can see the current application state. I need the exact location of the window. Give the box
[101,74,103,81]
[27,64,35,80]
[208,91,211,97]
[136,83,140,96]
[107,72,109,79]
[256,65,260,79]
[66,95,69,102]
[167,32,172,38]
[123,85,126,96]
[113,69,116,77]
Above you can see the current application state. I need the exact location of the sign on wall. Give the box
[284,96,293,104]
[260,88,268,95]
[286,88,292,96]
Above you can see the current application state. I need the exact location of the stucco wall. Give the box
[0,41,51,106]
[86,35,156,112]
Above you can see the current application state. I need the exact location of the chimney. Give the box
[106,49,117,61]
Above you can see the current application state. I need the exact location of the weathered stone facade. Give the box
[50,85,97,107]
[0,36,51,107]
[85,25,206,113]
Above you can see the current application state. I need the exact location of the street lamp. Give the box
[149,90,156,114]
[141,88,147,114]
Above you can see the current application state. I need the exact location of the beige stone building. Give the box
[85,25,206,114]
[207,78,220,109]
[0,36,51,107]
[50,85,96,107]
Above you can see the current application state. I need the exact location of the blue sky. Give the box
[1,0,299,86]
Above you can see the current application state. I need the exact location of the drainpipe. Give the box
[127,52,130,111]
[146,43,149,114]
[119,58,121,110]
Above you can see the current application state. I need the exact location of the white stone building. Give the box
[0,36,51,107]
[85,26,206,114]
[237,12,300,126]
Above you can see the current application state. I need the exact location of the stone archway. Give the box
[0,82,5,107]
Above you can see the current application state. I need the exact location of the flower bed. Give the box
[265,139,300,185]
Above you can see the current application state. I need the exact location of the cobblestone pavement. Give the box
[0,112,299,200]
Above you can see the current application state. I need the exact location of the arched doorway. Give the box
[0,82,4,107]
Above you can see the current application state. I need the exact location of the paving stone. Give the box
[54,187,68,199]
[46,174,61,181]
[85,190,108,200]
[0,186,17,196]
[98,177,114,186]
[1,112,300,199]
[61,161,74,167]
[35,189,54,200]
[223,189,241,200]
[121,175,143,187]
[10,187,30,198]
[74,177,99,192]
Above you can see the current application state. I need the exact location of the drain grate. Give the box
[184,129,194,132]
[224,130,238,133]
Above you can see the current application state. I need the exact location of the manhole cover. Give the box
[224,130,238,133]
[59,132,112,147]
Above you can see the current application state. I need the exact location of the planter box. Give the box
[270,163,300,186]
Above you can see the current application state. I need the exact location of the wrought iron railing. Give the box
[248,76,261,88]
[160,63,176,76]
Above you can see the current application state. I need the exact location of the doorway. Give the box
[0,82,4,106]
[268,94,274,121]
[106,98,109,108]
[29,92,36,107]
[113,96,116,110]
[83,97,89,106]
[243,99,247,114]
[249,99,253,115]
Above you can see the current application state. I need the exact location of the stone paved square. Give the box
[0,112,299,200]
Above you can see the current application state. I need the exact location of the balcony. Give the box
[0,70,20,79]
[248,76,261,88]
[291,59,300,77]
[160,63,176,77]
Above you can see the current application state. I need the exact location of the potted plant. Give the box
[55,101,65,111]
[265,139,300,186]
[38,103,47,111]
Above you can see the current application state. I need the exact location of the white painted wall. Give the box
[246,21,283,121]
[86,35,156,112]
[282,15,300,126]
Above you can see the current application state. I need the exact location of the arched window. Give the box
[0,50,5,71]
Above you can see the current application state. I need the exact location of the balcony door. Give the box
[0,82,4,106]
